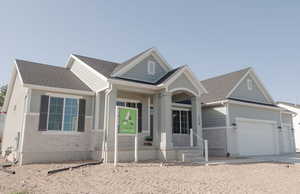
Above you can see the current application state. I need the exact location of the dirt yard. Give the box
[1,161,300,194]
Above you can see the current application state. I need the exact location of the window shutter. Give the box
[38,95,49,131]
[137,103,142,133]
[78,99,86,132]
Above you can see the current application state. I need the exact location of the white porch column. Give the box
[191,96,202,148]
[152,94,160,147]
[105,86,117,162]
[159,91,173,150]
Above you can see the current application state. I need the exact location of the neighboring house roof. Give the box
[200,68,251,103]
[16,59,92,92]
[277,101,300,109]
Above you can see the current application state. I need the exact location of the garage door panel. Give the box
[237,119,276,156]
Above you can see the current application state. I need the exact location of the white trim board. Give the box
[112,48,172,77]
[236,117,277,125]
[226,68,275,104]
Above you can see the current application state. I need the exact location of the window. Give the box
[247,79,253,90]
[39,96,83,132]
[116,100,142,132]
[172,110,192,134]
[147,60,156,75]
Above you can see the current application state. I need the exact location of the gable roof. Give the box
[16,59,92,92]
[201,68,251,103]
[111,47,172,77]
[111,66,183,85]
[277,101,300,109]
[72,54,121,78]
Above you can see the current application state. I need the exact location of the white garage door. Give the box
[281,124,293,153]
[236,118,277,156]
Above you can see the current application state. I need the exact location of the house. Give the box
[1,48,208,164]
[277,102,300,151]
[0,109,6,142]
[201,68,296,157]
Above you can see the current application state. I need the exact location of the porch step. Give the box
[176,148,204,162]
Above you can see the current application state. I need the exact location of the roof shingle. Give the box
[16,59,92,92]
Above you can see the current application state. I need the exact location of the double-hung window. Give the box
[39,95,86,132]
[172,110,192,134]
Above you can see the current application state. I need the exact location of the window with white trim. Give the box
[247,79,253,90]
[172,110,192,134]
[47,97,79,131]
[147,60,156,75]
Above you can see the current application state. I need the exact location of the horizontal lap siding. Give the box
[203,127,227,156]
[202,106,227,128]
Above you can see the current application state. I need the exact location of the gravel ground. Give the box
[0,161,300,194]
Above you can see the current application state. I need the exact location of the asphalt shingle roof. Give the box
[200,67,251,103]
[16,59,92,92]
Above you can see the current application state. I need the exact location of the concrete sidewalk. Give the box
[196,153,300,165]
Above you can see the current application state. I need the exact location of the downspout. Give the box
[102,83,113,163]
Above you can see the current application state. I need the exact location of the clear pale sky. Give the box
[0,1,299,103]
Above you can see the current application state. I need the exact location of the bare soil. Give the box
[1,161,300,194]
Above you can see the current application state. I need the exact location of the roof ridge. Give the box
[201,67,251,82]
[15,59,67,70]
[72,54,120,65]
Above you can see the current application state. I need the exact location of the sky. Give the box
[0,1,299,103]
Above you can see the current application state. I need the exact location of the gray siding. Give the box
[202,106,227,128]
[1,75,27,156]
[120,55,167,83]
[168,73,199,96]
[203,127,227,156]
[228,103,281,125]
[282,113,293,124]
[71,60,108,91]
[230,75,269,104]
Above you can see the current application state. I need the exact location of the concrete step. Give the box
[181,152,204,162]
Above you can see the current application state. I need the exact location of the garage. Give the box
[281,124,293,153]
[236,118,278,156]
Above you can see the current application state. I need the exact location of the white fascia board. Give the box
[227,99,281,111]
[225,68,275,104]
[108,78,163,90]
[70,55,108,82]
[202,100,228,107]
[23,84,95,96]
[112,48,172,77]
[2,64,18,112]
[248,69,275,104]
[163,66,208,95]
[225,69,251,99]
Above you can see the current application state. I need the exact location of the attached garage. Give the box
[236,118,278,156]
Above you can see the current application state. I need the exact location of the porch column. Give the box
[152,94,160,147]
[159,92,173,150]
[105,86,117,162]
[191,96,202,148]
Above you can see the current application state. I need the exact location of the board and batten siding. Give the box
[71,60,108,91]
[229,75,269,104]
[120,55,167,83]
